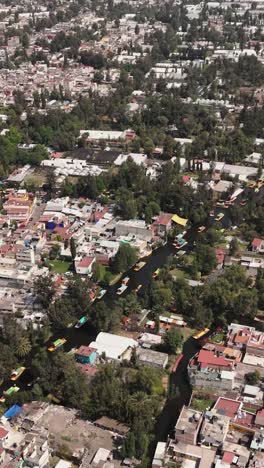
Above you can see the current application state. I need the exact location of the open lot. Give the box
[39,405,119,463]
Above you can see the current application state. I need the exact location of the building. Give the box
[115,219,153,241]
[75,346,97,365]
[16,247,35,265]
[152,213,173,236]
[152,442,166,468]
[189,368,235,391]
[137,348,168,369]
[252,238,264,253]
[94,417,129,436]
[89,332,138,361]
[168,440,216,467]
[175,406,203,445]
[190,349,235,372]
[75,256,95,275]
[255,409,264,427]
[198,410,229,448]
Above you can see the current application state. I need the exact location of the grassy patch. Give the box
[171,267,190,280]
[48,260,71,274]
[211,333,225,344]
[108,272,122,285]
[191,397,214,412]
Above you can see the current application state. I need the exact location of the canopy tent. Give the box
[171,214,188,226]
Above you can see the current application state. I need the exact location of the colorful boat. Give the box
[10,367,26,381]
[122,276,130,285]
[48,338,66,352]
[117,284,127,295]
[0,385,20,402]
[152,268,160,279]
[98,289,106,299]
[75,316,88,328]
[215,212,224,221]
[134,261,146,271]
[193,328,210,340]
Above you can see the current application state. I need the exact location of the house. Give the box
[75,346,97,365]
[76,364,98,380]
[94,416,129,436]
[152,213,173,236]
[152,442,166,468]
[251,238,264,253]
[210,180,233,199]
[215,248,225,268]
[198,410,229,448]
[115,219,153,241]
[75,256,95,275]
[175,406,203,445]
[213,397,242,419]
[137,348,168,369]
[255,408,264,427]
[191,349,235,371]
[0,427,8,445]
[89,332,138,361]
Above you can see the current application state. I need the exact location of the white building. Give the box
[89,332,138,361]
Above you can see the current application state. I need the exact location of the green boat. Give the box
[4,385,20,396]
[48,338,66,352]
[75,316,88,328]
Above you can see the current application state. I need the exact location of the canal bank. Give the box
[155,336,200,442]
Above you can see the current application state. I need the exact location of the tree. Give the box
[112,244,138,274]
[122,432,136,458]
[16,336,32,358]
[33,276,55,309]
[21,32,29,48]
[92,261,106,282]
[163,328,182,354]
[245,371,260,385]
[194,244,217,275]
[229,237,239,256]
[70,237,76,260]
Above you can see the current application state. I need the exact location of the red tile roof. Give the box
[256,409,264,418]
[76,346,96,357]
[155,213,172,226]
[77,364,98,376]
[198,350,233,369]
[0,427,8,439]
[214,397,241,418]
[222,452,234,464]
[215,247,225,264]
[182,175,191,184]
[252,238,263,247]
[77,257,95,268]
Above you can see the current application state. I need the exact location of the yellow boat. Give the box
[134,261,146,271]
[10,367,26,381]
[48,338,66,352]
[193,328,210,340]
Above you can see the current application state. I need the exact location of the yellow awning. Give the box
[171,214,188,226]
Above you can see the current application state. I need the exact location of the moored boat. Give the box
[48,338,67,352]
[10,367,26,381]
[134,261,146,271]
[152,268,160,279]
[98,289,106,299]
[75,316,88,328]
[117,284,128,295]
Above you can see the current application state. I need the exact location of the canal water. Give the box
[155,336,201,442]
